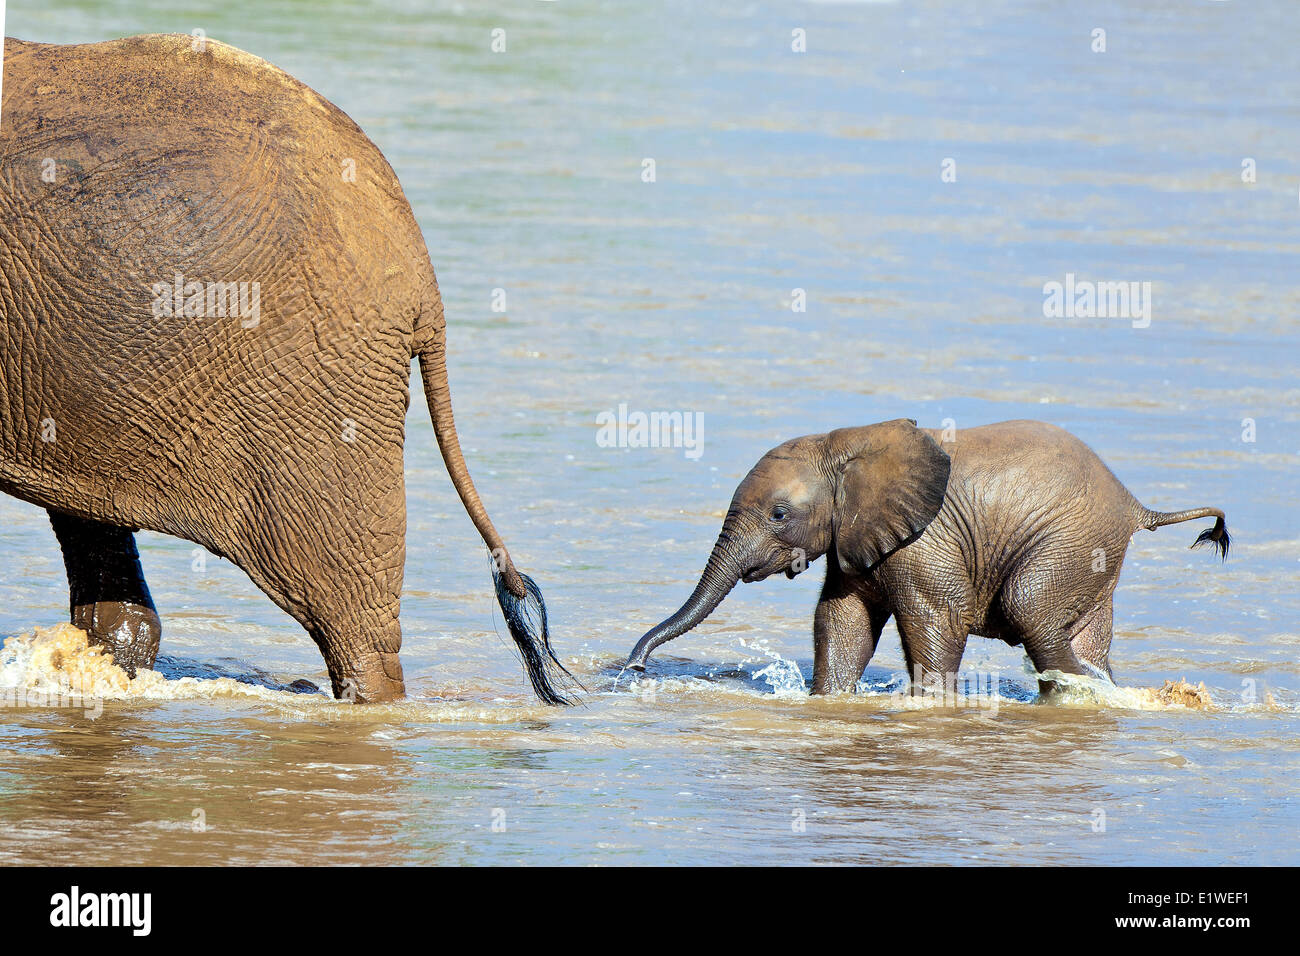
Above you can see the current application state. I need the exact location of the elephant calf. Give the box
[626,419,1228,695]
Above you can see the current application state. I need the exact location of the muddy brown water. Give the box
[1,1,1296,864]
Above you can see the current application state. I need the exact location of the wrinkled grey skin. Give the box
[0,35,572,704]
[626,420,1229,694]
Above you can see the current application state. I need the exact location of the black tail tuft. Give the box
[493,568,581,705]
[1191,517,1230,561]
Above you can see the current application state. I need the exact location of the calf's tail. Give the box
[1140,506,1230,560]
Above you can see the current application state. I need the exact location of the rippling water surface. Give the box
[1,0,1297,865]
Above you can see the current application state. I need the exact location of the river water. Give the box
[1,0,1296,865]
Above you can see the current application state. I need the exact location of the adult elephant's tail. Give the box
[1140,505,1230,560]
[415,313,577,705]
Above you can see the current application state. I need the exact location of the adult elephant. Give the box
[0,34,573,704]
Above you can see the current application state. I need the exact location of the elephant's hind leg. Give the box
[305,610,405,705]
[232,545,407,704]
[1017,601,1115,697]
[48,510,162,678]
[997,546,1122,697]
[225,486,409,704]
[1068,598,1114,682]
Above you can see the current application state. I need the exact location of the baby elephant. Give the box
[625,419,1228,694]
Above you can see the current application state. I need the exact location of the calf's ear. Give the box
[828,419,951,573]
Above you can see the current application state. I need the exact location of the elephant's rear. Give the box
[929,420,1227,584]
[947,421,1229,558]
[929,420,1144,545]
[0,34,438,298]
[0,34,439,535]
[0,35,572,705]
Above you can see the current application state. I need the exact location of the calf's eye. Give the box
[771,506,789,521]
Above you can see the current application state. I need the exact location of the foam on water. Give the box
[605,647,1290,716]
[6,624,1283,724]
[1049,671,1290,714]
[1037,670,1210,711]
[0,624,580,724]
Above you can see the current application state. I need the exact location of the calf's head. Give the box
[625,419,950,671]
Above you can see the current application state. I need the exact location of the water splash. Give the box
[752,658,807,698]
[1038,670,1217,711]
[0,623,297,704]
[0,623,579,723]
[734,638,808,697]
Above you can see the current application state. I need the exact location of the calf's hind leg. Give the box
[1067,598,1114,682]
[1017,600,1116,696]
[998,543,1123,696]
[48,510,163,677]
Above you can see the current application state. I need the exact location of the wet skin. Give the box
[626,419,1228,695]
